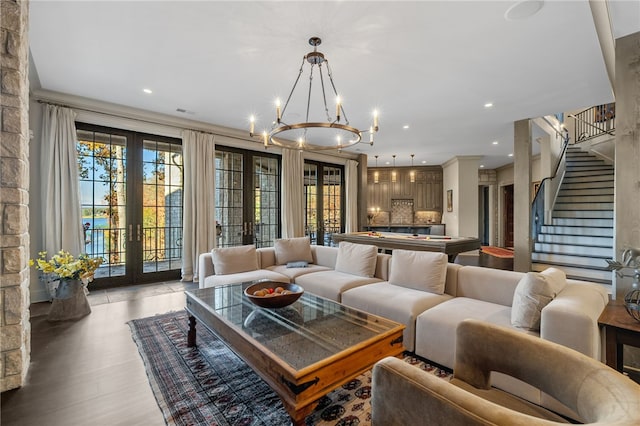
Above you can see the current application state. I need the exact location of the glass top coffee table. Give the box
[185,282,405,425]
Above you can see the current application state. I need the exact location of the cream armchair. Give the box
[372,319,640,425]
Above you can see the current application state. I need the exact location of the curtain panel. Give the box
[345,159,359,233]
[182,130,216,282]
[281,149,305,238]
[41,105,85,297]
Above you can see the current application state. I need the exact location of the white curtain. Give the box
[281,148,305,238]
[41,105,84,297]
[182,130,216,282]
[345,159,359,233]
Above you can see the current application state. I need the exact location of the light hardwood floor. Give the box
[1,281,196,426]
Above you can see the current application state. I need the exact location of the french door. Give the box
[304,161,344,246]
[77,123,183,287]
[215,146,280,248]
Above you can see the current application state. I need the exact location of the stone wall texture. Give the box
[1,0,30,392]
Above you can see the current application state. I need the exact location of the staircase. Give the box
[532,146,614,285]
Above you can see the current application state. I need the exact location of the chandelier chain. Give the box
[280,57,307,124]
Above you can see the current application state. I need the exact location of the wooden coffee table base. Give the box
[184,310,404,425]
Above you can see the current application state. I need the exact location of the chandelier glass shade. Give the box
[249,37,379,151]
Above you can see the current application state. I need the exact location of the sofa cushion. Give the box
[511,268,567,331]
[388,250,448,294]
[334,242,378,278]
[342,282,452,352]
[211,245,259,275]
[201,269,290,288]
[266,264,331,280]
[294,270,381,302]
[274,237,314,265]
[415,297,533,369]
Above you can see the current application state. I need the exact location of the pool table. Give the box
[331,232,481,261]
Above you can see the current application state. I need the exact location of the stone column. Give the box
[614,31,640,300]
[1,0,30,392]
[513,119,532,272]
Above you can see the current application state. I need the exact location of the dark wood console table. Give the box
[598,299,640,372]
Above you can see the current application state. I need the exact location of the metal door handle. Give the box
[249,221,253,235]
[129,224,133,242]
[243,222,247,236]
[137,224,141,242]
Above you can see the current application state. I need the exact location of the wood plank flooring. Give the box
[1,282,195,426]
[1,255,510,426]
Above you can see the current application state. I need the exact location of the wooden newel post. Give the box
[187,315,197,347]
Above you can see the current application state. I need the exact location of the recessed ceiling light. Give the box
[143,88,153,94]
[505,0,544,21]
[403,125,410,129]
[421,160,427,164]
[484,102,493,108]
[508,153,514,157]
[480,165,485,168]
[385,161,390,165]
[492,141,499,145]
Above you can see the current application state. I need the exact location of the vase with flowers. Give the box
[30,250,103,321]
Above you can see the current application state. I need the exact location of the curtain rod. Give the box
[36,99,224,137]
[35,99,357,161]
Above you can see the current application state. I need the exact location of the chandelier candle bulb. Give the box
[336,96,341,121]
[249,115,255,136]
[373,110,379,131]
[275,99,281,123]
[263,131,268,148]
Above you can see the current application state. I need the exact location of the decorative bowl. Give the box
[244,281,304,308]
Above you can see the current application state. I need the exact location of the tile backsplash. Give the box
[391,199,414,224]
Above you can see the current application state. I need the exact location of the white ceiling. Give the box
[28,1,639,168]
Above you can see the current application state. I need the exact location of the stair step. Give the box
[565,169,613,178]
[532,252,611,268]
[540,225,613,237]
[563,174,613,184]
[553,210,614,219]
[534,242,612,257]
[531,263,612,284]
[561,181,614,190]
[537,233,612,246]
[556,195,614,203]
[559,187,614,196]
[554,202,614,210]
[551,217,613,227]
[566,160,609,167]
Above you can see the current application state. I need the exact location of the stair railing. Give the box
[531,131,570,246]
[569,103,615,143]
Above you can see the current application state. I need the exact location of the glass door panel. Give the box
[215,147,280,248]
[304,161,344,246]
[140,139,183,276]
[78,129,128,280]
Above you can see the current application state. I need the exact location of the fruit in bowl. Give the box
[244,281,304,308]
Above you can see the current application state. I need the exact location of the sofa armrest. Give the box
[540,283,609,360]
[372,356,540,426]
[198,253,215,288]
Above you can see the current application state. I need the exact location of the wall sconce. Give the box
[374,155,379,184]
[391,155,397,183]
[410,154,415,183]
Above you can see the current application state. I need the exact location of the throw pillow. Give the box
[388,250,448,294]
[511,267,567,331]
[334,242,378,278]
[274,237,314,265]
[211,245,259,275]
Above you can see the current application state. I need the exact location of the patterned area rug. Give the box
[129,311,452,426]
[481,246,515,258]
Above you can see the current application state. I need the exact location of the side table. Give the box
[598,300,640,372]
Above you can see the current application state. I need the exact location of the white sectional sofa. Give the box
[198,238,610,415]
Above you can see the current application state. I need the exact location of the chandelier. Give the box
[249,37,379,151]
